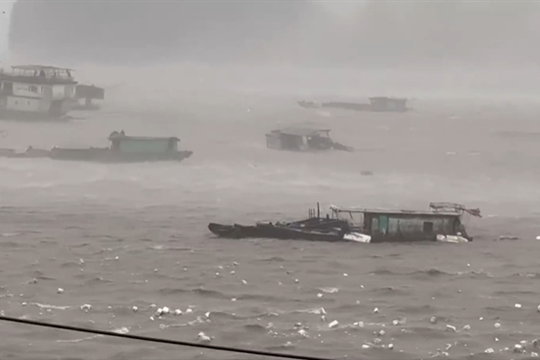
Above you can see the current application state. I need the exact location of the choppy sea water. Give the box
[1,96,540,360]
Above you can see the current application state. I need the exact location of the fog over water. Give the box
[1,1,540,360]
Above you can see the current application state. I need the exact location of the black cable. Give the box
[0,315,334,360]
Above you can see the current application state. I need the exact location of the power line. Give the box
[0,315,334,360]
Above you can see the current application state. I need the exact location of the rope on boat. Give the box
[0,315,335,360]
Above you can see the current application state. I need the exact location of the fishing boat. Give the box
[208,202,480,244]
[265,127,353,152]
[0,131,194,163]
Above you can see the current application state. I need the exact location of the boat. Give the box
[297,97,410,113]
[208,202,481,244]
[265,127,353,152]
[0,65,78,120]
[330,202,482,243]
[49,131,193,163]
[0,131,194,163]
[297,100,321,109]
[71,84,105,111]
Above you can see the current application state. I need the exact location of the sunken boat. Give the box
[208,204,364,243]
[298,97,409,113]
[266,127,353,152]
[0,131,194,163]
[208,202,481,244]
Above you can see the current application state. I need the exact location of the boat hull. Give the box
[49,148,194,163]
[208,222,344,242]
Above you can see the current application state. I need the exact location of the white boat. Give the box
[0,65,77,120]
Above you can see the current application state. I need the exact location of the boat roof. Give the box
[369,96,407,101]
[272,127,331,137]
[108,134,180,142]
[330,205,461,217]
[11,65,75,71]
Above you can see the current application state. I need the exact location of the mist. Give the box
[6,1,540,102]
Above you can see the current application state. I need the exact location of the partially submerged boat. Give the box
[208,202,481,244]
[0,131,194,163]
[209,205,359,243]
[298,97,410,113]
[265,127,353,152]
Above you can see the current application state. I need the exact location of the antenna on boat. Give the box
[317,202,320,218]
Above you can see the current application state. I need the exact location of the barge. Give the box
[0,131,194,163]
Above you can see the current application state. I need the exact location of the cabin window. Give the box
[29,85,38,92]
[423,221,434,233]
[371,218,378,231]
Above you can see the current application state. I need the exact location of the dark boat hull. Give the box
[208,219,348,242]
[49,148,193,163]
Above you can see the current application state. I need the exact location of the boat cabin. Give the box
[0,65,76,85]
[266,127,334,151]
[369,97,408,112]
[108,131,180,154]
[329,203,481,242]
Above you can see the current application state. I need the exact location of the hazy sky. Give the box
[0,1,14,61]
[5,1,540,69]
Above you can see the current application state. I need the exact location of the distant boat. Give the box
[0,65,78,121]
[71,84,105,111]
[265,127,353,152]
[298,96,410,113]
[0,130,194,163]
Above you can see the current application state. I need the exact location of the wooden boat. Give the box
[297,97,410,113]
[208,202,481,244]
[0,131,194,163]
[265,127,353,153]
[330,202,481,243]
[208,218,354,242]
[49,131,193,163]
